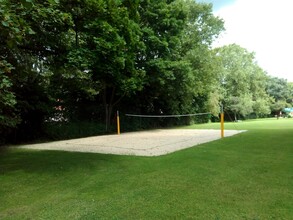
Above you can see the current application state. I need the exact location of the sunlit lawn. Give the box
[186,117,293,130]
[0,118,292,219]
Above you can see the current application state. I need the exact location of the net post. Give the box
[117,110,120,135]
[220,104,224,138]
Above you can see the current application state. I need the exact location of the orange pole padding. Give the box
[220,112,224,138]
[117,111,120,135]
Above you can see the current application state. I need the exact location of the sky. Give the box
[198,0,293,82]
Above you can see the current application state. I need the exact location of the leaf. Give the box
[6,39,15,48]
[20,0,33,8]
[48,0,60,5]
[1,21,9,27]
[12,27,20,33]
[28,28,36,35]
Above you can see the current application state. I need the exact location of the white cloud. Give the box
[213,0,293,82]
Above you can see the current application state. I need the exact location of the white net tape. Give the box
[125,112,211,118]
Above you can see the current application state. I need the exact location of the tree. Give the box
[287,82,293,105]
[226,94,253,121]
[0,0,34,141]
[0,60,19,140]
[266,76,291,101]
[214,44,271,119]
[61,0,145,131]
[136,0,224,117]
[0,0,226,143]
[181,0,224,115]
[0,0,74,142]
[266,76,293,115]
[253,98,271,117]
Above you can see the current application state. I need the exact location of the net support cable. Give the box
[125,112,211,118]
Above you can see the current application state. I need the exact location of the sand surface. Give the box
[18,129,246,156]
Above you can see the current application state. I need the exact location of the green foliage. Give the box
[227,94,253,120]
[4,0,292,144]
[0,60,20,139]
[271,100,290,113]
[266,77,291,101]
[214,44,272,119]
[0,0,35,48]
[44,121,107,140]
[253,98,271,117]
[0,0,73,143]
[266,77,293,113]
[0,0,38,138]
[136,0,224,115]
[59,0,146,131]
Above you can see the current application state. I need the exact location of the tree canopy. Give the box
[213,44,272,120]
[0,0,291,144]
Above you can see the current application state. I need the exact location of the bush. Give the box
[44,121,110,141]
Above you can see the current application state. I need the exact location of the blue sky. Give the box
[198,0,236,11]
[198,0,293,82]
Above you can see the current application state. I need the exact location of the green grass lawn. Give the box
[186,117,293,131]
[1,118,292,219]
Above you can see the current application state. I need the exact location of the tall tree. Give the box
[214,44,271,119]
[0,0,73,142]
[182,0,224,115]
[61,0,145,130]
[266,76,292,114]
[266,77,291,102]
[0,0,34,140]
[136,0,224,116]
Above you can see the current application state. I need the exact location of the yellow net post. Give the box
[117,111,120,135]
[220,105,224,138]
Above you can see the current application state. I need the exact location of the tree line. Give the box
[1,0,292,144]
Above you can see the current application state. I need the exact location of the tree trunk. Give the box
[105,104,113,132]
[103,85,125,132]
[103,86,116,132]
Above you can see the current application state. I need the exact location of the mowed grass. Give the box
[0,119,292,219]
[186,117,293,131]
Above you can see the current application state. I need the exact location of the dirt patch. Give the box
[17,129,246,156]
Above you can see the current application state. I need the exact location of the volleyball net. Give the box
[119,112,212,132]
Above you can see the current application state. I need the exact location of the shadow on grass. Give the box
[0,149,133,175]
